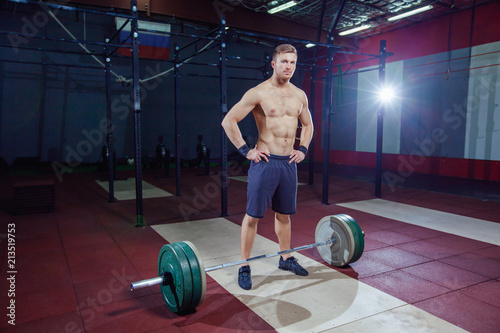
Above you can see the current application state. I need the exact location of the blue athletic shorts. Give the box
[246,154,297,218]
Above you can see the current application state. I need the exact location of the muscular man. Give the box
[221,44,314,290]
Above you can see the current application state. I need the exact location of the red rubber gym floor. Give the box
[0,167,499,332]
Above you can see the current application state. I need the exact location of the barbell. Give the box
[130,214,364,314]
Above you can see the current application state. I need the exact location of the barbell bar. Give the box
[130,214,364,314]
[131,238,336,291]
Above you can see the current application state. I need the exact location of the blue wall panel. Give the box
[328,70,358,151]
[401,48,470,159]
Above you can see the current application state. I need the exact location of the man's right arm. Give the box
[221,90,255,149]
[221,88,269,162]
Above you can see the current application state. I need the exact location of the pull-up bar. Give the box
[0,29,123,49]
[9,0,132,19]
[229,28,343,51]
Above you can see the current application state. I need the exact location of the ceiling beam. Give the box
[66,0,322,42]
[316,0,328,42]
[328,0,347,40]
[351,0,389,14]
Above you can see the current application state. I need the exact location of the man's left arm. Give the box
[290,91,314,163]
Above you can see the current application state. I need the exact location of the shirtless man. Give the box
[221,44,314,290]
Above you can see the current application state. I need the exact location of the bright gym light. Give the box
[379,87,395,102]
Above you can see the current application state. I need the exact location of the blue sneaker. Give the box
[279,256,308,276]
[238,265,252,290]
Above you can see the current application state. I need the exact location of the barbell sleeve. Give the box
[131,276,164,291]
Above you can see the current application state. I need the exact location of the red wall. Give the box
[330,151,500,181]
[305,1,500,181]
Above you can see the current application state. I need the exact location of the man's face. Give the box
[272,52,297,80]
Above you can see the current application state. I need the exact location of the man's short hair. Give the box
[273,44,297,61]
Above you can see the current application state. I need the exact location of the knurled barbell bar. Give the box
[130,214,364,314]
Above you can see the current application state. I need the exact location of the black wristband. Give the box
[298,145,308,155]
[238,144,251,157]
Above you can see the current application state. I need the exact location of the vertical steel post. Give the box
[131,0,145,226]
[466,0,476,76]
[104,50,115,202]
[308,0,325,187]
[219,16,228,217]
[37,54,47,159]
[320,0,346,204]
[0,63,3,153]
[308,67,316,185]
[322,45,335,205]
[375,40,387,198]
[174,44,181,196]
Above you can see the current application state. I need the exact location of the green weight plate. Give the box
[334,214,364,264]
[175,242,200,312]
[157,243,193,314]
[177,241,206,310]
[169,243,195,313]
[182,241,206,308]
[315,215,355,267]
[341,215,364,263]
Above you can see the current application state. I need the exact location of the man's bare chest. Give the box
[259,91,303,117]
